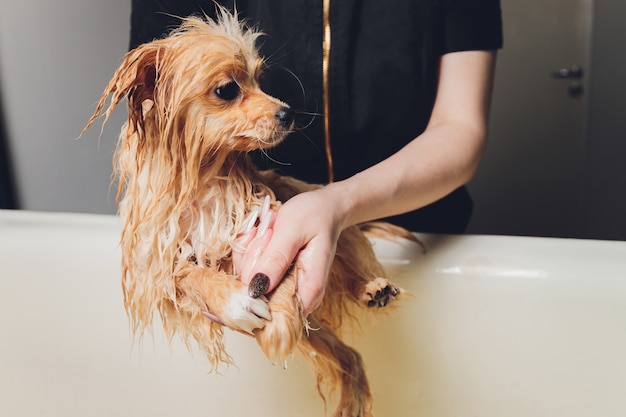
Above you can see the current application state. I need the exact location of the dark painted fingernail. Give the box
[249,273,270,298]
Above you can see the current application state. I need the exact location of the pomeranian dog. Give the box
[84,9,414,417]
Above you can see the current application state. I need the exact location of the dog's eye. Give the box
[215,81,240,101]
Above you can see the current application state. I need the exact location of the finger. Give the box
[238,206,276,285]
[247,228,304,297]
[248,272,270,298]
[293,244,330,316]
[232,227,257,275]
[298,276,325,317]
[239,227,273,285]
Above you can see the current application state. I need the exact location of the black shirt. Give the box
[130,0,503,233]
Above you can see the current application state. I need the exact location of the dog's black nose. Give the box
[276,106,295,128]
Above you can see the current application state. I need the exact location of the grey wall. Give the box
[0,0,130,214]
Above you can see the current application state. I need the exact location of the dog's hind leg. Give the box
[298,322,374,417]
[253,273,374,416]
[360,277,403,308]
[330,225,407,311]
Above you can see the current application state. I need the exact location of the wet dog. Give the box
[84,10,411,417]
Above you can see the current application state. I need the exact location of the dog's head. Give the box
[86,10,294,160]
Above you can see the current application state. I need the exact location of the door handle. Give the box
[552,65,584,79]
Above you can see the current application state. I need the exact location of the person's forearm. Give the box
[327,120,487,229]
[327,50,496,230]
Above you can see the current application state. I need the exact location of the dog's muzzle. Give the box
[276,106,295,130]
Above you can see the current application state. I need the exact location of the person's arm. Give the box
[241,50,497,315]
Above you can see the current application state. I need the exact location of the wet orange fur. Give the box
[84,10,409,417]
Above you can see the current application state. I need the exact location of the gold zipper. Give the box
[322,0,334,183]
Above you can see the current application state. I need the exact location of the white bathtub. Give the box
[1,210,625,416]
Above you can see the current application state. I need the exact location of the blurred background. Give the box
[0,1,128,215]
[0,0,624,240]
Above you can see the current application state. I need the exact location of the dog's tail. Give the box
[358,221,426,253]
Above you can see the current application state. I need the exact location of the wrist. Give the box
[321,175,381,229]
[317,181,356,231]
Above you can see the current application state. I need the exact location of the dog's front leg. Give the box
[175,265,271,335]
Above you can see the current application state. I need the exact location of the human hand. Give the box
[236,188,345,316]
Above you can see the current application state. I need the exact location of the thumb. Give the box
[246,230,303,298]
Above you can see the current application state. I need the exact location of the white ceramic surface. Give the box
[1,210,625,416]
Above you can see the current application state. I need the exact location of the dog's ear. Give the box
[83,43,160,135]
[129,54,157,108]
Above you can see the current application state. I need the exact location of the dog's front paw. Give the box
[361,277,403,308]
[215,287,272,335]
